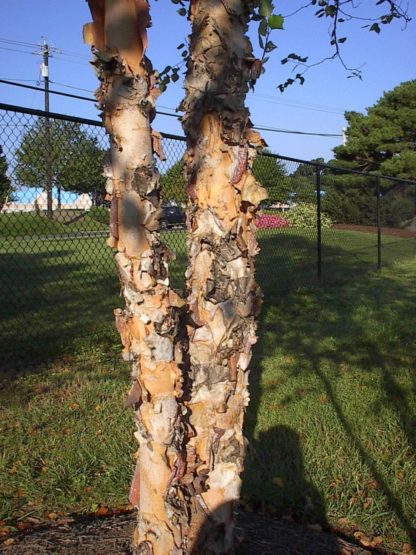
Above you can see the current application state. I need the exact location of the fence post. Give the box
[316,166,322,281]
[376,177,381,270]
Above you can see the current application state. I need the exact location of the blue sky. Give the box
[0,1,415,162]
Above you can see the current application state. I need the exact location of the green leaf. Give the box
[259,18,268,37]
[370,22,381,33]
[260,0,274,17]
[325,5,336,16]
[265,40,277,52]
[268,14,284,30]
[177,7,186,16]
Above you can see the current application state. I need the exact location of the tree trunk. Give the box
[181,1,266,552]
[85,2,189,553]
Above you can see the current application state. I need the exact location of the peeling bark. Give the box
[85,2,189,553]
[181,1,266,552]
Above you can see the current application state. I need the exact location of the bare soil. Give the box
[0,510,379,555]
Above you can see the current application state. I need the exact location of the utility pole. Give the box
[40,39,54,218]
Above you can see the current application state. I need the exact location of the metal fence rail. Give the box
[1,103,415,371]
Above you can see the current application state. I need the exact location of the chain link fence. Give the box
[1,103,415,371]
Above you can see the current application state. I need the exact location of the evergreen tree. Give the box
[334,80,416,178]
[325,81,416,225]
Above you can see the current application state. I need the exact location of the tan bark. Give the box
[181,1,266,552]
[85,2,189,553]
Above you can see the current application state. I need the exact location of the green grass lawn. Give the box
[0,227,415,550]
[0,212,108,237]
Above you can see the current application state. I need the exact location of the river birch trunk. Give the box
[84,2,189,553]
[181,1,266,552]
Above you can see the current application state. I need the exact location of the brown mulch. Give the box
[0,510,380,555]
[332,224,416,239]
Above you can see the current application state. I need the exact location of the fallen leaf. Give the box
[46,512,58,520]
[367,479,380,490]
[272,477,284,488]
[95,506,110,516]
[363,497,373,509]
[2,538,15,546]
[354,531,372,547]
[0,527,11,537]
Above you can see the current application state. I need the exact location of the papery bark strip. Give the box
[181,1,267,552]
[84,1,188,553]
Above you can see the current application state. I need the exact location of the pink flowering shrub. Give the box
[255,214,289,229]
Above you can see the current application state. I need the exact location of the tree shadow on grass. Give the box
[247,232,416,547]
[191,425,342,553]
[0,247,118,375]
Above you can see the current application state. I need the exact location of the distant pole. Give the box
[342,127,347,146]
[41,39,54,218]
[376,178,381,270]
[316,166,322,281]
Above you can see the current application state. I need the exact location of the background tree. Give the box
[15,119,106,209]
[324,81,416,225]
[253,151,289,203]
[160,160,186,204]
[334,81,416,177]
[0,145,13,211]
[289,157,325,203]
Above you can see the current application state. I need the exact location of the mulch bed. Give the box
[332,224,416,239]
[0,510,380,555]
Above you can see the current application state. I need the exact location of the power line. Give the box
[52,81,95,93]
[255,125,341,137]
[0,78,342,138]
[0,79,95,103]
[0,46,36,56]
[52,55,89,67]
[0,78,38,83]
[248,92,344,115]
[0,37,344,116]
[0,37,39,48]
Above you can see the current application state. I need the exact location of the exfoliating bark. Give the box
[84,2,189,553]
[180,1,267,552]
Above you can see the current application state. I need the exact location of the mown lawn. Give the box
[0,227,415,550]
[0,212,107,237]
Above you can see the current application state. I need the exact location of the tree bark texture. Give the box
[181,1,267,552]
[84,2,189,553]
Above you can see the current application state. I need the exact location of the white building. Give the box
[1,192,92,213]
